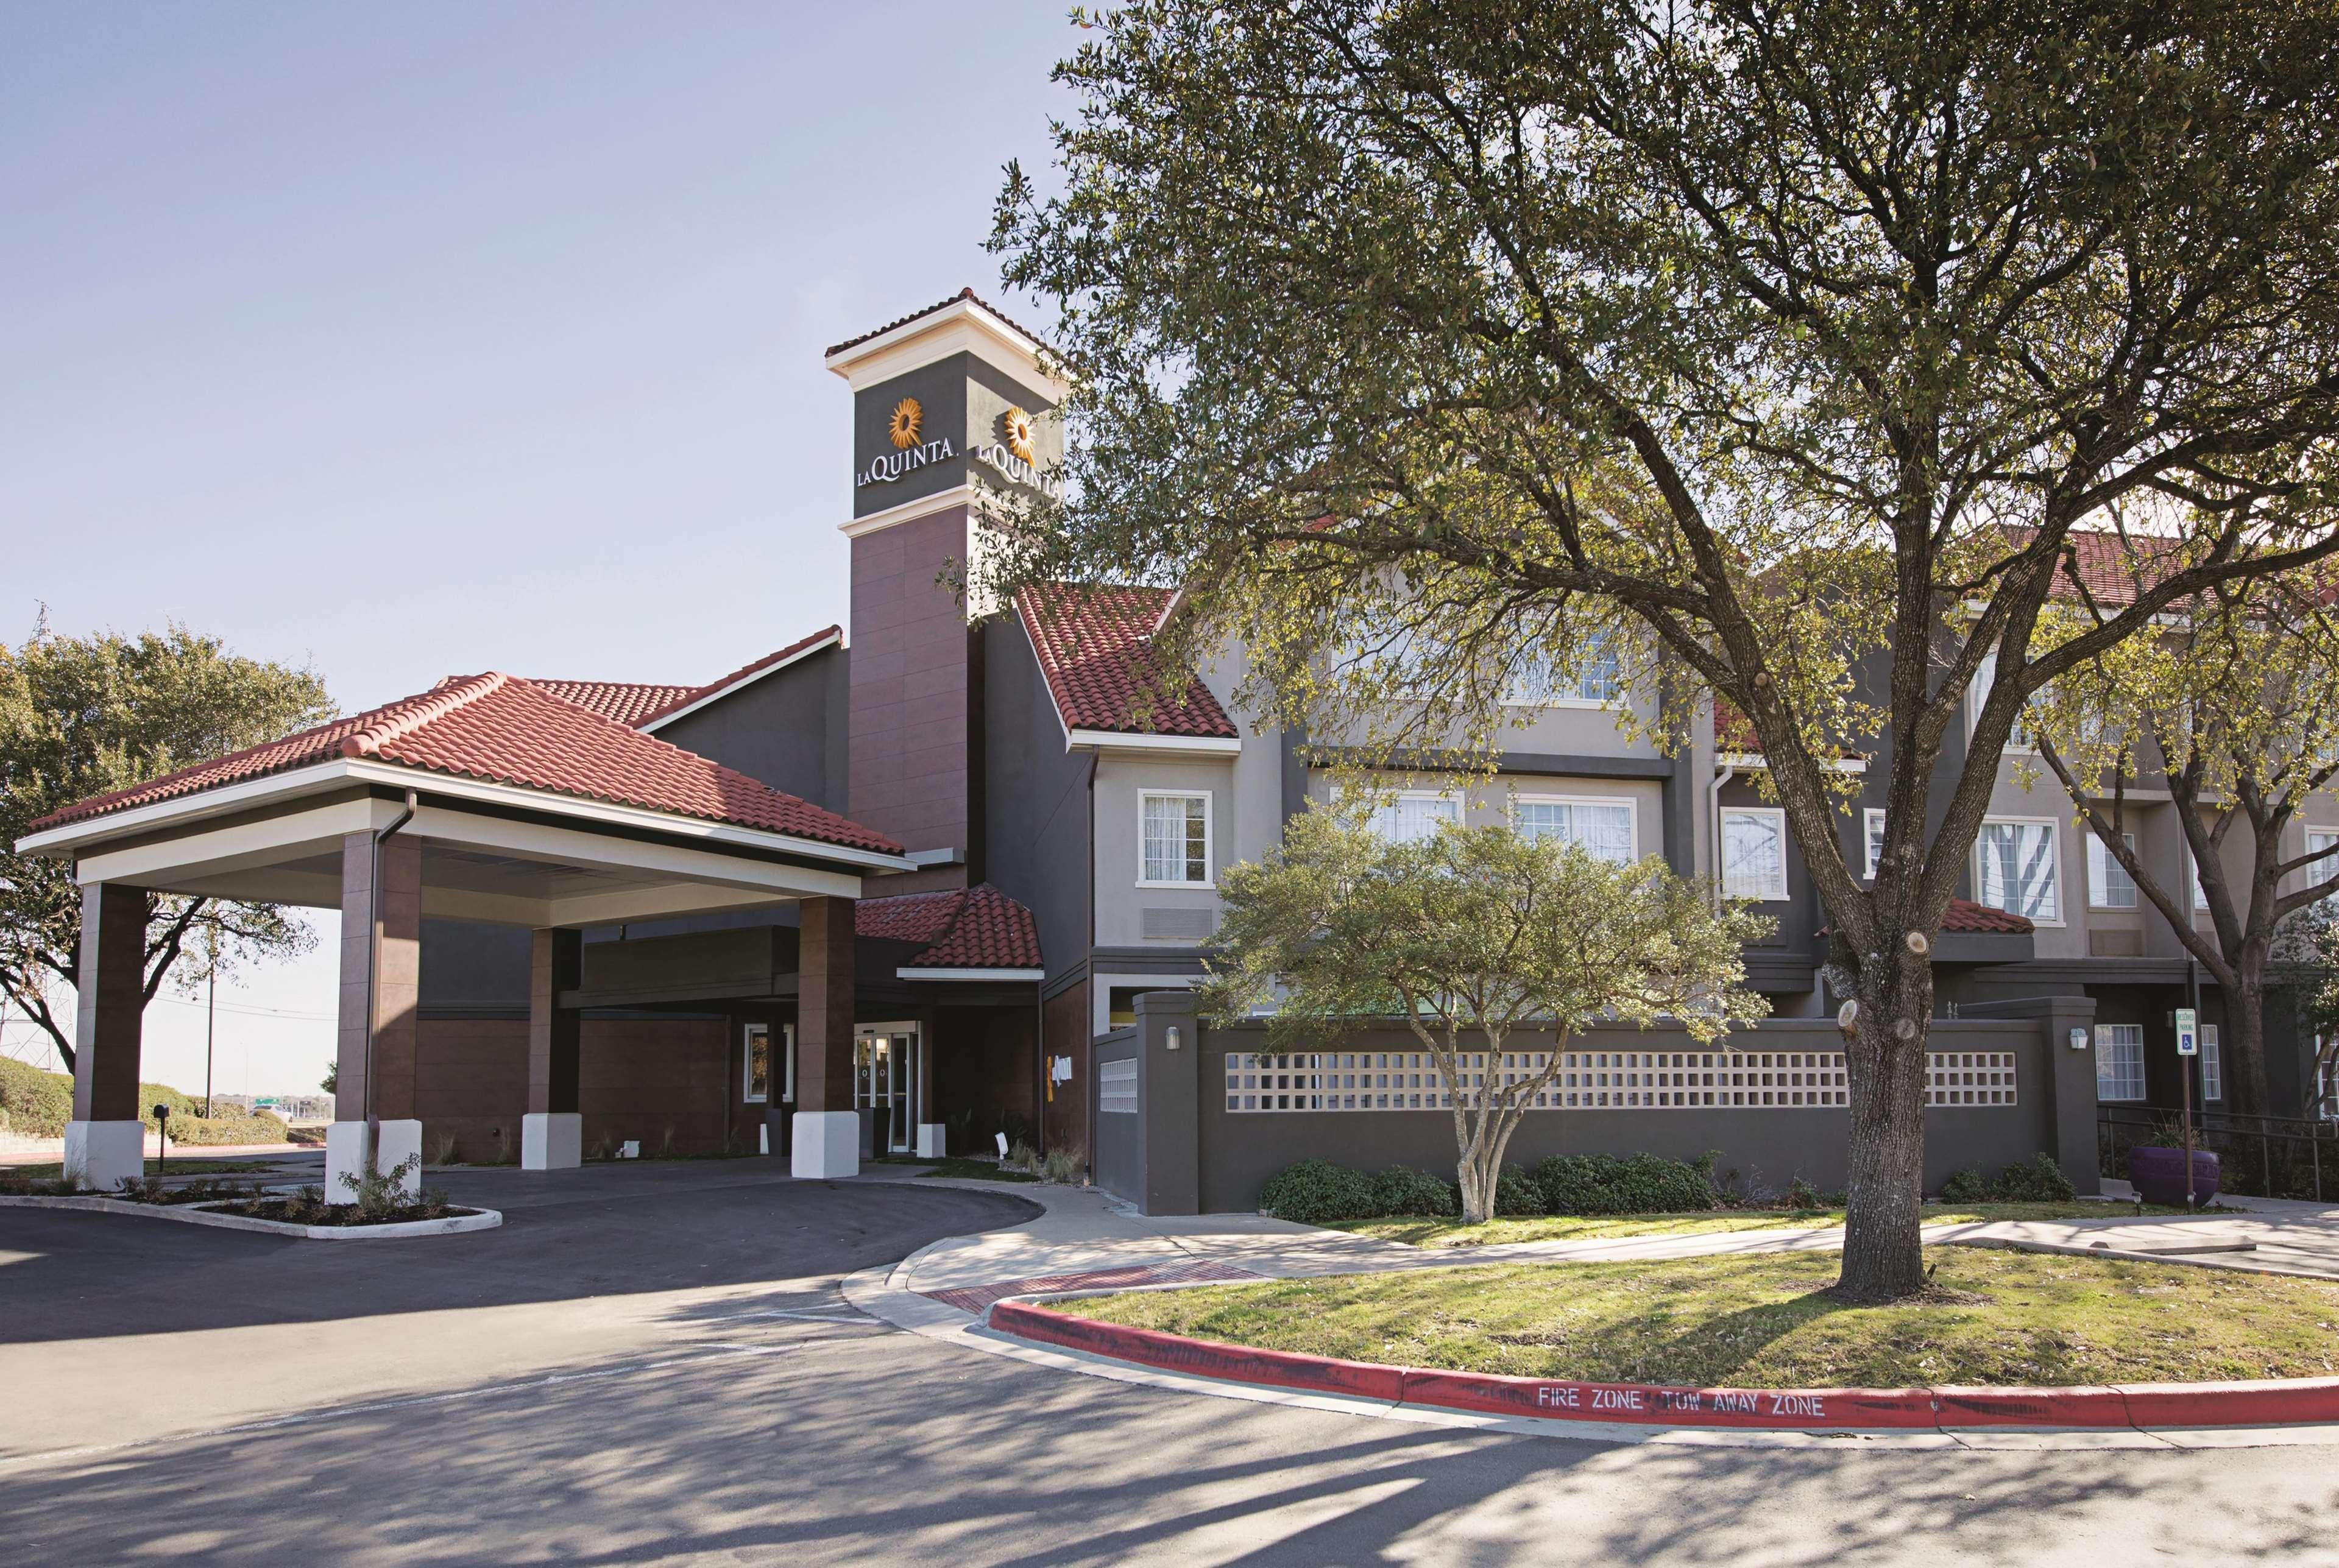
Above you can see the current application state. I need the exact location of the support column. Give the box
[791,894,858,1178]
[64,882,149,1192]
[523,928,583,1170]
[328,828,423,1201]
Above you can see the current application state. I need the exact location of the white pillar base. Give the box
[324,1119,423,1203]
[63,1120,145,1193]
[522,1112,582,1171]
[791,1111,860,1179]
[916,1123,948,1159]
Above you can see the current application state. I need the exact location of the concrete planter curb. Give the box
[988,1298,2339,1435]
[0,1193,501,1240]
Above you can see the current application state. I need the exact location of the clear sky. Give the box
[1,3,1081,1098]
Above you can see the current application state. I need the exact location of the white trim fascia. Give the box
[1066,729,1242,756]
[23,756,914,874]
[824,298,1067,400]
[839,481,983,540]
[639,630,841,733]
[1713,752,1867,775]
[896,967,1046,982]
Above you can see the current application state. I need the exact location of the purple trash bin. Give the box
[2128,1144,2220,1206]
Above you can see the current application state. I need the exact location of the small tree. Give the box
[2031,553,2339,1117]
[0,623,335,1072]
[1199,810,1766,1223]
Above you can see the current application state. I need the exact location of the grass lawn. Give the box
[2,1159,291,1182]
[1061,1248,2339,1388]
[913,1157,1039,1183]
[1333,1202,2193,1248]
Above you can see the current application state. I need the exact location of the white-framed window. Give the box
[2199,1023,2222,1103]
[744,1022,794,1104]
[1514,796,1638,864]
[2317,1037,2338,1121]
[1505,630,1623,707]
[1863,808,1886,880]
[1967,647,2036,751]
[1975,817,2062,923]
[1721,807,1789,902]
[2309,830,2339,908]
[1139,791,1212,885]
[1364,790,1460,845]
[2187,846,2211,914]
[2096,1022,2145,1102]
[2088,832,2138,910]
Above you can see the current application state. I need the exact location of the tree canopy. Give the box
[991,0,2339,1296]
[0,623,336,1072]
[1200,810,1765,1221]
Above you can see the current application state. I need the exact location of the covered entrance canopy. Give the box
[19,671,914,1194]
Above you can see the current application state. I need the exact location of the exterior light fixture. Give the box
[2070,1027,2090,1051]
[1166,1026,1182,1051]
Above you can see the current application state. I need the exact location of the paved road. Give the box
[4,1164,2335,1566]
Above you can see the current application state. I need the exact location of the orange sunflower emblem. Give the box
[888,397,924,451]
[1000,405,1036,464]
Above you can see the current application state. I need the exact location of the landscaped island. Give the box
[1058,1251,2339,1389]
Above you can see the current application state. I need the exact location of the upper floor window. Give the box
[1863,808,1886,880]
[1350,789,1460,846]
[2309,829,2339,908]
[1721,807,1789,902]
[1515,797,1637,864]
[1975,817,2061,923]
[2087,832,2138,910]
[1506,631,1622,707]
[1140,791,1212,885]
[2096,1022,2145,1102]
[1967,648,2037,751]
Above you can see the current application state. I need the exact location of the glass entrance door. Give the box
[855,1023,920,1154]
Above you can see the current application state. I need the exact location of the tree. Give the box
[1199,811,1766,1223]
[988,1,2339,1297]
[2031,546,2339,1118]
[0,623,336,1073]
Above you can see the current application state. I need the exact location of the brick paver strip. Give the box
[988,1299,2339,1433]
[922,1260,1258,1316]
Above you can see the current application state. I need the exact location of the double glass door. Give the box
[855,1023,920,1154]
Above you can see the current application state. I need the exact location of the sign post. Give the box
[2174,1006,2199,1209]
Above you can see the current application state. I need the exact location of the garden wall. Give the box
[1091,992,2101,1215]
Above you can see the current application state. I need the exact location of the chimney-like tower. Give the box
[825,290,1063,893]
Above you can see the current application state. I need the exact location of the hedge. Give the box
[1531,1151,1717,1215]
[0,1056,288,1145]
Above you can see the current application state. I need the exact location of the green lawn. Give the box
[1332,1202,2190,1248]
[1061,1248,2339,1388]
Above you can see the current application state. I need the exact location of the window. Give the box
[743,1023,792,1103]
[2199,1023,2222,1103]
[2188,847,2210,914]
[1506,631,1622,706]
[2310,830,2339,907]
[1515,797,1637,864]
[2318,1039,2338,1121]
[1863,808,1886,880]
[1721,808,1789,902]
[1140,791,1211,885]
[1975,818,2061,923]
[1967,647,2037,750]
[2096,1022,2145,1102]
[1365,791,1459,844]
[2088,832,2137,909]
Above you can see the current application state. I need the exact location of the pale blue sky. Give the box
[1,4,1082,1097]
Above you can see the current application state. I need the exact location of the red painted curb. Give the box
[988,1301,2339,1435]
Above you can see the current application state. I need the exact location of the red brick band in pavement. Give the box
[988,1299,2339,1433]
[923,1260,1259,1316]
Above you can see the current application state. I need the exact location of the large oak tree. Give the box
[988,0,2339,1297]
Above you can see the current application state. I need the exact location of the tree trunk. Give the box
[2221,962,2273,1121]
[1457,1107,1497,1223]
[1836,946,1935,1301]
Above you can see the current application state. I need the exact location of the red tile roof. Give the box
[856,883,1042,970]
[824,287,1052,359]
[27,673,905,857]
[1016,582,1239,740]
[635,626,841,729]
[527,679,698,728]
[1942,897,2034,936]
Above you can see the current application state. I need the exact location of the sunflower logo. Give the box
[1001,405,1036,464]
[888,397,924,451]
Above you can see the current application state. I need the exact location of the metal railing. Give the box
[2098,1104,2339,1204]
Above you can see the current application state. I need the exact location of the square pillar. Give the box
[65,882,148,1192]
[792,894,858,1178]
[524,928,583,1170]
[328,829,422,1202]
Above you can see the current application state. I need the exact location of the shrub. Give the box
[1991,1153,2077,1203]
[1368,1165,1457,1217]
[1786,1176,1826,1212]
[1041,1145,1086,1184]
[0,1056,74,1139]
[1259,1158,1377,1224]
[1939,1165,1994,1204]
[1532,1151,1717,1215]
[1493,1167,1546,1216]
